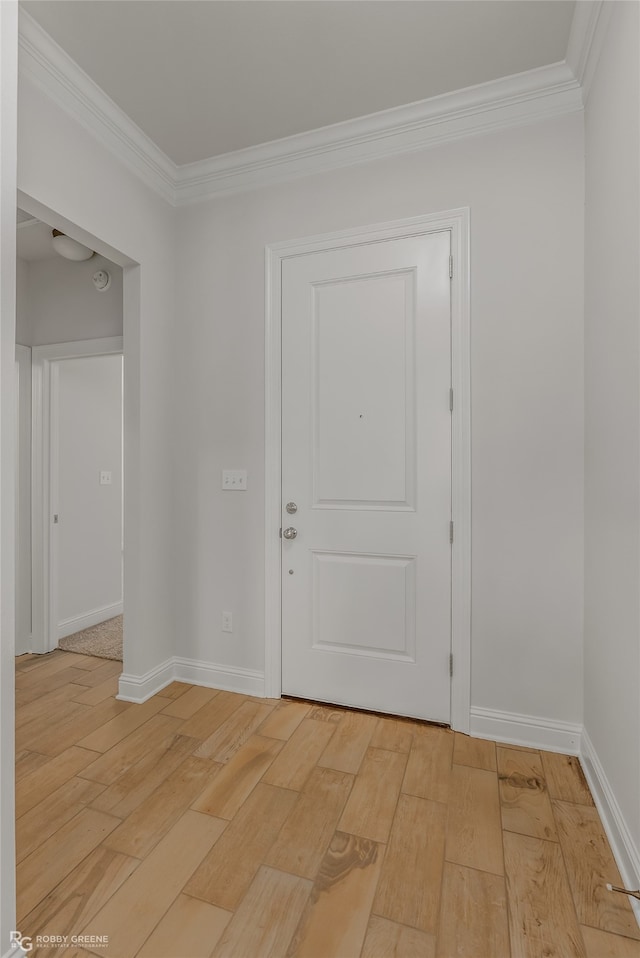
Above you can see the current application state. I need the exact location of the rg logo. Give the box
[10,932,33,953]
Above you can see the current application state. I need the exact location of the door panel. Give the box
[313,271,414,508]
[281,231,451,722]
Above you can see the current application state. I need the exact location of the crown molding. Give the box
[566,0,612,102]
[18,9,177,204]
[18,8,585,208]
[174,62,582,205]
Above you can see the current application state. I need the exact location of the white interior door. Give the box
[281,230,452,722]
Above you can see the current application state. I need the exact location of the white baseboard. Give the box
[117,656,265,703]
[173,657,265,697]
[469,706,582,754]
[117,657,174,703]
[58,601,122,640]
[581,728,640,926]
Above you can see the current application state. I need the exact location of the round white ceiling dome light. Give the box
[51,229,95,262]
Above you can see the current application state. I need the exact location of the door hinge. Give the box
[279,527,282,538]
[449,255,453,279]
[449,653,454,677]
[449,520,454,544]
[449,388,454,412]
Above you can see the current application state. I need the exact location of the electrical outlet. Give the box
[222,470,247,490]
[222,611,233,633]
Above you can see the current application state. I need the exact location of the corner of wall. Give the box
[581,727,640,924]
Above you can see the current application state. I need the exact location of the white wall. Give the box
[174,113,585,727]
[17,252,122,347]
[1,3,18,951]
[583,0,640,862]
[56,354,123,635]
[18,74,177,679]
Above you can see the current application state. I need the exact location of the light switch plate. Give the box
[100,471,112,485]
[222,470,247,490]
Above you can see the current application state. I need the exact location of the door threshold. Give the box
[282,694,450,729]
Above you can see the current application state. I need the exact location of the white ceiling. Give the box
[21,0,576,167]
[16,216,57,262]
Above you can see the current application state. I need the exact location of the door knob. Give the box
[283,527,297,540]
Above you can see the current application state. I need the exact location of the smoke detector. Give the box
[92,269,112,292]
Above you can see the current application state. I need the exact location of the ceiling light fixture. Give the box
[51,229,95,262]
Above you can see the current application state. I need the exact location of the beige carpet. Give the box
[58,615,123,661]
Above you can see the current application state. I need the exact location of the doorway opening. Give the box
[15,191,140,680]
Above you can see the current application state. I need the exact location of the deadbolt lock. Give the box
[286,502,297,514]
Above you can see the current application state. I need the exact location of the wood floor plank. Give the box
[15,650,77,682]
[287,832,384,958]
[20,846,139,947]
[373,794,446,934]
[159,684,219,719]
[76,695,168,752]
[104,756,220,858]
[17,808,121,922]
[316,710,378,774]
[16,747,99,817]
[338,747,407,843]
[307,704,345,723]
[453,732,497,771]
[137,894,232,958]
[498,746,557,841]
[504,830,586,958]
[16,699,92,752]
[445,764,504,876]
[194,700,275,762]
[191,734,284,819]
[581,926,640,958]
[71,675,121,706]
[15,666,93,704]
[15,749,51,781]
[436,861,510,958]
[32,697,131,757]
[78,714,183,785]
[177,690,246,741]
[262,718,336,790]
[213,866,312,958]
[265,766,354,880]
[57,652,110,671]
[402,724,453,805]
[16,681,88,729]
[17,776,106,862]
[258,700,311,740]
[89,737,196,818]
[370,717,414,753]
[542,752,594,806]
[362,915,436,958]
[84,811,227,958]
[553,800,640,939]
[185,783,298,910]
[155,681,191,700]
[64,659,123,688]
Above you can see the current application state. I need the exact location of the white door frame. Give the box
[15,343,32,655]
[31,336,123,653]
[265,208,471,732]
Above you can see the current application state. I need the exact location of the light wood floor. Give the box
[15,650,640,958]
